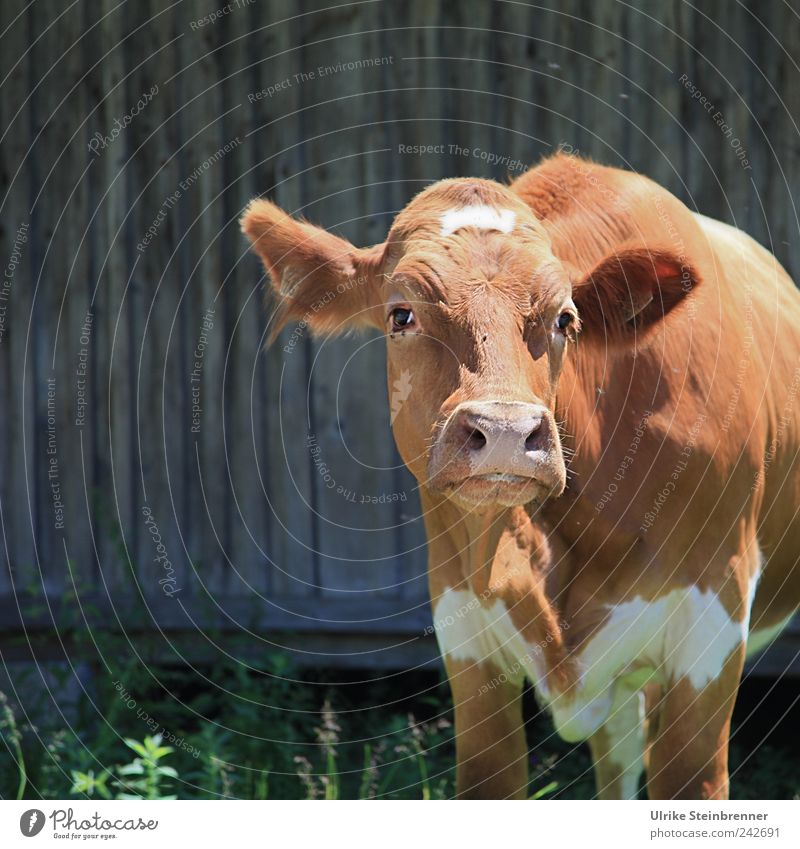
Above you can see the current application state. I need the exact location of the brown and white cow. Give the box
[242,153,800,800]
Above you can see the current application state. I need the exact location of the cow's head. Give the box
[242,177,695,512]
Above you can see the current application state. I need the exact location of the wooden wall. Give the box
[1,0,798,670]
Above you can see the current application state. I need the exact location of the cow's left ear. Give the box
[571,243,699,340]
[241,198,385,340]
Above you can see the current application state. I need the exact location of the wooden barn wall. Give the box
[1,0,799,669]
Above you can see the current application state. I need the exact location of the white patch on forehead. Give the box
[440,205,516,236]
[431,588,548,693]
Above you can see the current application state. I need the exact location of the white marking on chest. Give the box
[431,588,549,693]
[432,573,755,744]
[440,205,516,236]
[581,586,747,693]
[550,584,748,742]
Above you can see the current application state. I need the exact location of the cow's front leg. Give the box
[646,646,744,799]
[445,658,528,799]
[588,680,647,799]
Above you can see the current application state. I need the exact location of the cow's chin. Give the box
[437,473,558,511]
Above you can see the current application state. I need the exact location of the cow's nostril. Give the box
[466,428,487,452]
[525,421,543,451]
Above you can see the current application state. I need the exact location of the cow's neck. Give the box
[421,491,574,692]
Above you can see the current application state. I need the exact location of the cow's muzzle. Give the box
[427,401,567,508]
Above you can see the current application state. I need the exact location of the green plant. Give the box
[358,744,379,800]
[114,736,178,800]
[529,780,559,800]
[69,768,111,799]
[0,692,27,799]
[70,735,180,800]
[316,700,340,801]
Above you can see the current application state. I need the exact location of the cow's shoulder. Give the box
[511,152,633,221]
[512,155,699,272]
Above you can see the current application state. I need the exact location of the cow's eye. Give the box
[391,307,415,330]
[556,310,576,333]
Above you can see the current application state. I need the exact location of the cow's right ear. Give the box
[241,199,385,339]
[571,241,699,342]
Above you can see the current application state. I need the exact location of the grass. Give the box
[0,637,798,799]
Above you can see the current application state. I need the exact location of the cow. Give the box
[241,152,800,800]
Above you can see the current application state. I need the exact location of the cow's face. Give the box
[243,178,694,512]
[377,184,575,509]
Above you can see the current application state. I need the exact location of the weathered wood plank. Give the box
[254,0,317,599]
[0,0,35,597]
[29,0,75,597]
[59,1,95,598]
[175,0,229,600]
[102,0,137,596]
[220,0,271,600]
[130,1,185,604]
